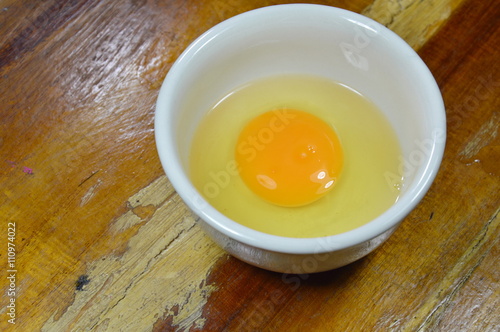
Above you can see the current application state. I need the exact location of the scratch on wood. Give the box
[78,169,101,186]
[459,112,499,159]
[80,179,102,206]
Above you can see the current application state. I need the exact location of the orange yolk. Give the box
[235,109,343,207]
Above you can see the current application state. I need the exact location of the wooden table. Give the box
[1,0,498,331]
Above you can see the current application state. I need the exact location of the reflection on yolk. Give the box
[235,109,343,207]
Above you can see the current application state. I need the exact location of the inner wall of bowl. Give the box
[173,8,442,200]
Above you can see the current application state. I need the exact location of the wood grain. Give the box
[0,0,498,331]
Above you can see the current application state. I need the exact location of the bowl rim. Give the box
[154,4,446,254]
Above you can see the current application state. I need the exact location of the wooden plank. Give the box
[0,0,498,331]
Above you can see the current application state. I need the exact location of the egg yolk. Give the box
[235,109,343,207]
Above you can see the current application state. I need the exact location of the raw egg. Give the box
[235,109,343,207]
[189,74,402,238]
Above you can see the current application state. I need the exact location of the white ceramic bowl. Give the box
[155,4,446,273]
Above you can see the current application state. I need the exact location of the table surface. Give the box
[1,0,499,331]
